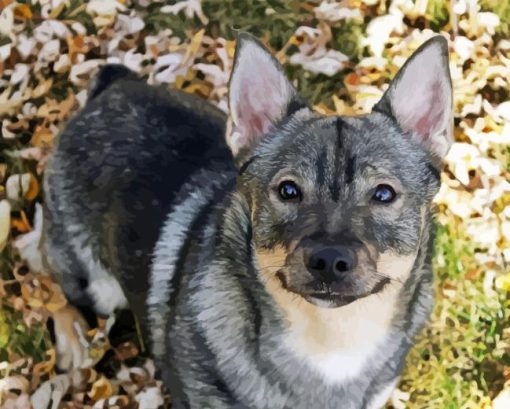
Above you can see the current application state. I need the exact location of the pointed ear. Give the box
[227,33,304,159]
[373,36,453,162]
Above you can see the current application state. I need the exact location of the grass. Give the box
[400,222,510,407]
[0,247,53,368]
[0,305,51,365]
[142,0,366,107]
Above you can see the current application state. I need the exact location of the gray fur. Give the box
[43,34,452,408]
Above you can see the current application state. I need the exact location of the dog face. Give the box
[228,34,453,308]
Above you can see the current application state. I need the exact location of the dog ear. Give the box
[88,64,138,100]
[373,36,453,161]
[227,33,303,159]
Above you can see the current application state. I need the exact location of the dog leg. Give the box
[366,378,400,409]
[52,305,90,371]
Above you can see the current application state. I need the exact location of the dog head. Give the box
[228,33,452,308]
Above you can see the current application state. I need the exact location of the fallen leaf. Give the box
[13,4,32,20]
[0,200,11,251]
[88,376,115,401]
[161,0,208,25]
[6,173,31,202]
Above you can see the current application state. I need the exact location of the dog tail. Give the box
[88,64,139,100]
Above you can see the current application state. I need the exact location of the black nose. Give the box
[306,247,354,283]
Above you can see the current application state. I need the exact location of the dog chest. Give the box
[276,283,401,385]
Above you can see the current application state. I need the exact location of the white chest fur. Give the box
[273,281,401,385]
[285,332,387,384]
[281,297,393,384]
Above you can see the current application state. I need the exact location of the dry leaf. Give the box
[0,200,11,251]
[13,4,32,20]
[88,376,115,401]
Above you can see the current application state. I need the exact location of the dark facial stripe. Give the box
[335,117,344,150]
[330,182,340,202]
[345,155,356,184]
[330,117,345,201]
[316,149,327,186]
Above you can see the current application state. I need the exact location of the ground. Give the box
[0,0,510,408]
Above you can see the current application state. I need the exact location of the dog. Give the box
[42,32,453,408]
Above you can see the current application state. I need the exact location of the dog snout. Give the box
[305,247,355,283]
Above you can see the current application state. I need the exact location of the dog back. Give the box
[43,67,233,324]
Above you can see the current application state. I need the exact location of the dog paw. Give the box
[52,305,92,371]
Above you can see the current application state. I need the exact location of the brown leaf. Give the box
[183,28,205,66]
[4,117,31,134]
[88,376,115,401]
[37,93,77,122]
[31,77,54,99]
[24,174,39,201]
[20,275,65,311]
[0,0,14,9]
[13,4,32,20]
[32,349,56,376]
[464,268,482,281]
[11,209,32,233]
[21,282,43,308]
[183,82,212,98]
[30,122,55,148]
[0,87,24,116]
[0,163,6,183]
[71,35,100,62]
[344,72,360,86]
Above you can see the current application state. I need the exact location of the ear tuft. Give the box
[227,33,301,158]
[373,36,453,161]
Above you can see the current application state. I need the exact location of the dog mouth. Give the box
[276,270,391,308]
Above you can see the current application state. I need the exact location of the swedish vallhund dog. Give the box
[42,32,453,408]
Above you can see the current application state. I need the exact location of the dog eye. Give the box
[372,184,396,203]
[278,181,302,201]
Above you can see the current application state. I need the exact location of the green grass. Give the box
[399,223,510,408]
[427,0,450,31]
[144,0,312,49]
[0,248,53,371]
[0,305,51,365]
[142,0,365,107]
